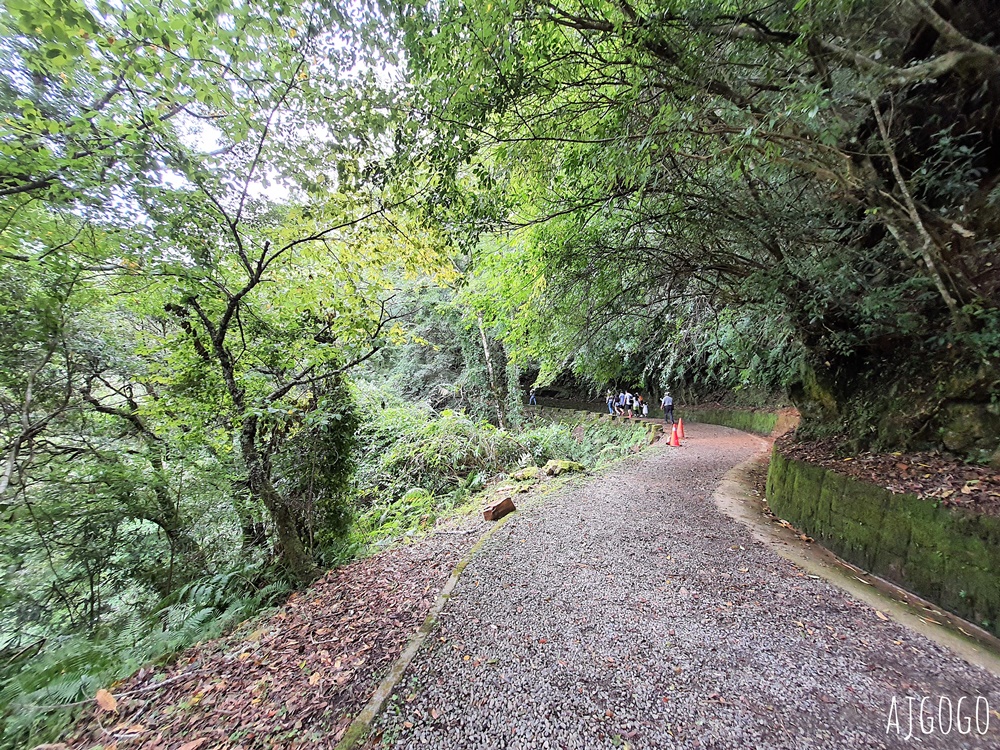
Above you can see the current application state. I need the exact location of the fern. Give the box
[0,563,290,750]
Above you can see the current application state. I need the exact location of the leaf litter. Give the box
[66,520,480,749]
[777,435,1000,517]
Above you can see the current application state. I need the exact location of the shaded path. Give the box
[370,425,1000,749]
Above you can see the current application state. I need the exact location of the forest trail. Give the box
[368,424,1000,750]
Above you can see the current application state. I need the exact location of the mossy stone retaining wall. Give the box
[684,407,779,436]
[767,447,1000,638]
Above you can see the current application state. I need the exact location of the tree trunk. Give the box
[240,415,317,583]
[477,313,508,429]
[147,450,205,578]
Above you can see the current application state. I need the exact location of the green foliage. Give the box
[0,563,289,749]
[397,0,1000,451]
[0,0,450,736]
[358,281,509,423]
[348,382,647,548]
[352,383,526,506]
[270,378,361,564]
[520,418,649,467]
[5,0,1000,742]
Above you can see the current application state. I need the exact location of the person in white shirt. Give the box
[661,392,674,424]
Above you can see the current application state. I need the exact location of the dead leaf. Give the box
[95,688,117,712]
[65,526,483,749]
[177,739,208,750]
[875,610,889,621]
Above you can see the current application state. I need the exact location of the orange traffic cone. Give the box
[669,423,681,447]
[678,418,685,440]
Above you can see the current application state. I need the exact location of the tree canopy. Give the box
[2,0,1000,744]
[394,0,1000,454]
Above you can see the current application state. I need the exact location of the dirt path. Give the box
[369,424,1000,749]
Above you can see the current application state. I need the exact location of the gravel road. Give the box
[371,425,1000,749]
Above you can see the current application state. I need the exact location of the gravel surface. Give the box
[370,425,1000,749]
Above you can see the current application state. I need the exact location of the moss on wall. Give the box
[684,407,779,436]
[767,447,1000,638]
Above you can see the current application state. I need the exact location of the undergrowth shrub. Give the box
[518,419,648,467]
[349,381,648,547]
[0,565,289,749]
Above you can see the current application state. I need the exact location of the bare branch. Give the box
[870,97,962,319]
[908,0,1000,61]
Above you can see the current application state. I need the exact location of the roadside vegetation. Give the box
[2,0,998,745]
[1,366,645,748]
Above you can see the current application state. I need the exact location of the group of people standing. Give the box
[527,386,675,425]
[606,389,675,424]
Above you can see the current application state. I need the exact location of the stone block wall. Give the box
[767,447,1000,638]
[683,407,779,436]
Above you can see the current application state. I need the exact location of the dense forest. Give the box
[1,0,998,745]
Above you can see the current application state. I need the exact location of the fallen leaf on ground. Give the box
[66,524,481,749]
[778,436,1000,517]
[95,689,117,712]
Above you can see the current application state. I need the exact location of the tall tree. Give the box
[396,0,1000,455]
[0,0,446,587]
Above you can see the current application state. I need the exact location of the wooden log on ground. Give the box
[483,497,516,521]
